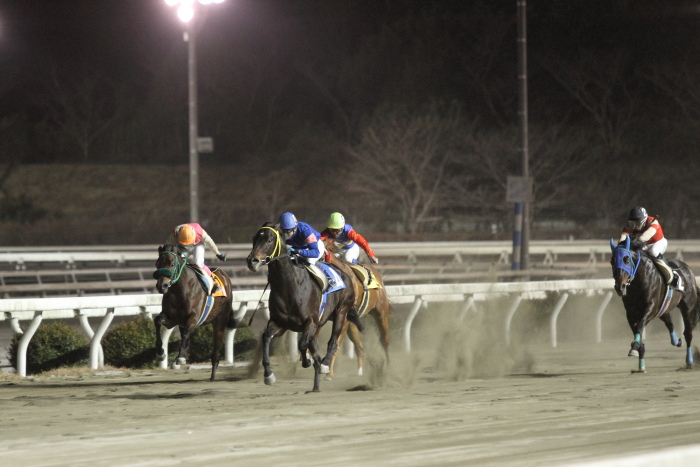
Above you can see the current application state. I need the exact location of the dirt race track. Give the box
[4,330,700,467]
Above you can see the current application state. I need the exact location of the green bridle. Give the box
[153,249,187,284]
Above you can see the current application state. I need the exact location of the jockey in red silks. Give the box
[320,212,379,265]
[619,206,683,291]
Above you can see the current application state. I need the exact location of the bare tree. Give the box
[37,66,122,162]
[446,123,606,226]
[537,49,639,158]
[645,57,700,138]
[346,102,462,234]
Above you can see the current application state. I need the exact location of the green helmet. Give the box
[327,212,345,229]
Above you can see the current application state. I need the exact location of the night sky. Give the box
[1,0,700,239]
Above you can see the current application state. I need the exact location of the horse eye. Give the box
[623,256,630,265]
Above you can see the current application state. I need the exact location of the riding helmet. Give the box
[327,212,345,230]
[177,224,196,245]
[628,206,648,222]
[279,212,298,230]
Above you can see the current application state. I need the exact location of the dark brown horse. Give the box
[153,244,239,381]
[245,222,361,392]
[610,237,700,372]
[323,238,392,378]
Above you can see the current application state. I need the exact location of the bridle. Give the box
[257,226,285,265]
[611,244,641,288]
[153,247,187,285]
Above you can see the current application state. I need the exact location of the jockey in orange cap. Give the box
[166,223,226,276]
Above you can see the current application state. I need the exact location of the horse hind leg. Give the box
[209,317,227,381]
[346,322,365,376]
[659,314,682,347]
[681,311,695,369]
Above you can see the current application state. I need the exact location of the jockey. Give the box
[166,223,226,277]
[320,212,379,265]
[619,206,683,291]
[279,212,325,265]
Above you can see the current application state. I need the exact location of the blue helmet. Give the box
[279,212,298,230]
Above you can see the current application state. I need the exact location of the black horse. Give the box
[246,222,360,392]
[153,244,240,381]
[610,237,700,372]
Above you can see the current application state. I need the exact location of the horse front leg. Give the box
[173,323,194,369]
[327,320,349,380]
[320,311,346,375]
[209,316,227,382]
[262,320,283,385]
[154,313,166,363]
[659,314,682,347]
[627,315,647,373]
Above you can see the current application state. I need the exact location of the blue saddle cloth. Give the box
[314,262,346,318]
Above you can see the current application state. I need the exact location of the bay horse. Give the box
[323,238,392,378]
[245,222,361,392]
[153,243,240,381]
[609,237,700,372]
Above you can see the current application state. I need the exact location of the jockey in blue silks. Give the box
[279,212,326,265]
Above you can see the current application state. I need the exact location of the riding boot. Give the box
[672,272,685,292]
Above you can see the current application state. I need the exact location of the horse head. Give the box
[247,222,284,272]
[609,236,640,297]
[153,244,188,294]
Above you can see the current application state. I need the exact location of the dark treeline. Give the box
[1,0,700,240]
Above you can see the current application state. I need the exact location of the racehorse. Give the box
[323,238,392,378]
[245,222,361,392]
[609,237,700,372]
[153,243,239,381]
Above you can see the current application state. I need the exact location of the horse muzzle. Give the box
[157,280,170,294]
[614,283,627,297]
[247,256,262,272]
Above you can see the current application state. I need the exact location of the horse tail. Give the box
[348,306,364,333]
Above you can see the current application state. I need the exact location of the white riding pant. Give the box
[646,237,667,258]
[306,241,326,265]
[335,242,360,264]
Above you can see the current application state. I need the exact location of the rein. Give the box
[153,250,186,285]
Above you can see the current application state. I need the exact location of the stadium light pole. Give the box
[164,0,224,223]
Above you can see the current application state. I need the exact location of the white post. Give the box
[403,297,423,353]
[549,293,569,348]
[90,308,114,369]
[595,291,613,343]
[504,295,522,347]
[18,312,43,377]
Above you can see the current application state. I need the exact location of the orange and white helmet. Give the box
[177,224,196,245]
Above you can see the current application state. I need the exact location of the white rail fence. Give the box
[0,278,651,377]
[3,239,700,268]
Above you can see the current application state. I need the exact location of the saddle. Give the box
[650,255,680,288]
[186,264,226,297]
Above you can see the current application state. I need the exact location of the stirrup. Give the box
[673,273,685,292]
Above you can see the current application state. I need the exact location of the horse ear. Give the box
[609,238,616,251]
[625,236,630,249]
[158,245,163,253]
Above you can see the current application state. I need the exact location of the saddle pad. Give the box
[196,295,215,327]
[655,286,675,318]
[349,263,382,289]
[315,262,346,293]
[211,272,226,297]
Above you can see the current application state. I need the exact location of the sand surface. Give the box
[3,326,700,467]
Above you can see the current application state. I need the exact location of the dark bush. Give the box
[186,325,258,363]
[102,315,159,369]
[102,315,258,368]
[8,321,89,374]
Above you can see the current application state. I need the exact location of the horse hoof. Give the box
[686,364,694,370]
[171,363,180,370]
[320,364,330,374]
[628,349,639,357]
[264,373,276,385]
[631,369,647,374]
